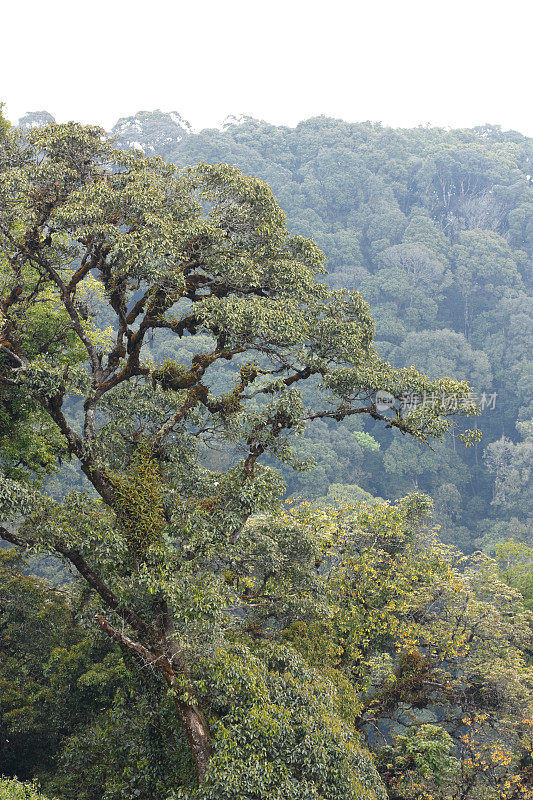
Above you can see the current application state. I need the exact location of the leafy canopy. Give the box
[0,122,480,793]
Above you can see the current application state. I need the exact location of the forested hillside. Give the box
[1,112,531,800]
[108,110,532,552]
[19,109,532,551]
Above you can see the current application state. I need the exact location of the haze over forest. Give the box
[0,105,531,800]
[18,106,532,555]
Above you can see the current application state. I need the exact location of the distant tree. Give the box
[390,328,493,389]
[402,214,450,262]
[360,244,451,331]
[452,229,525,337]
[111,110,192,158]
[0,106,9,138]
[17,111,56,132]
[495,539,533,611]
[484,424,533,527]
[414,142,515,221]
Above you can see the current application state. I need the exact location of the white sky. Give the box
[2,0,532,136]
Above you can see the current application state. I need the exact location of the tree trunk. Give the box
[155,602,214,783]
[94,613,213,784]
[464,293,470,339]
[165,668,213,783]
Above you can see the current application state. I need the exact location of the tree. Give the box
[376,724,458,800]
[122,109,532,555]
[0,122,478,790]
[413,142,515,222]
[452,229,525,338]
[111,110,193,158]
[359,244,450,332]
[17,111,56,132]
[484,424,533,534]
[495,539,533,611]
[281,499,533,800]
[389,329,493,389]
[0,549,136,791]
[0,107,8,139]
[0,778,55,800]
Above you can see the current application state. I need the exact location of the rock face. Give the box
[110,110,193,157]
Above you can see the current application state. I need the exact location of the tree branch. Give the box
[94,614,164,669]
[0,525,153,641]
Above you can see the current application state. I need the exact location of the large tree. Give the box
[0,123,478,789]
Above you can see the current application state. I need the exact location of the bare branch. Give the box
[95,614,162,668]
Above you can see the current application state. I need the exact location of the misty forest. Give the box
[0,108,531,800]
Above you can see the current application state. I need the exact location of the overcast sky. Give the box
[2,0,532,135]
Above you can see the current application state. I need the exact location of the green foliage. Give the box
[0,105,9,139]
[352,431,380,452]
[115,110,532,553]
[0,778,54,800]
[0,549,193,800]
[271,498,533,800]
[1,113,531,797]
[0,385,66,481]
[48,689,195,800]
[0,549,127,784]
[179,644,386,800]
[1,490,532,799]
[377,724,458,798]
[496,539,533,611]
[109,441,166,558]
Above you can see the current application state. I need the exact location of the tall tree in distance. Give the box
[0,123,478,788]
